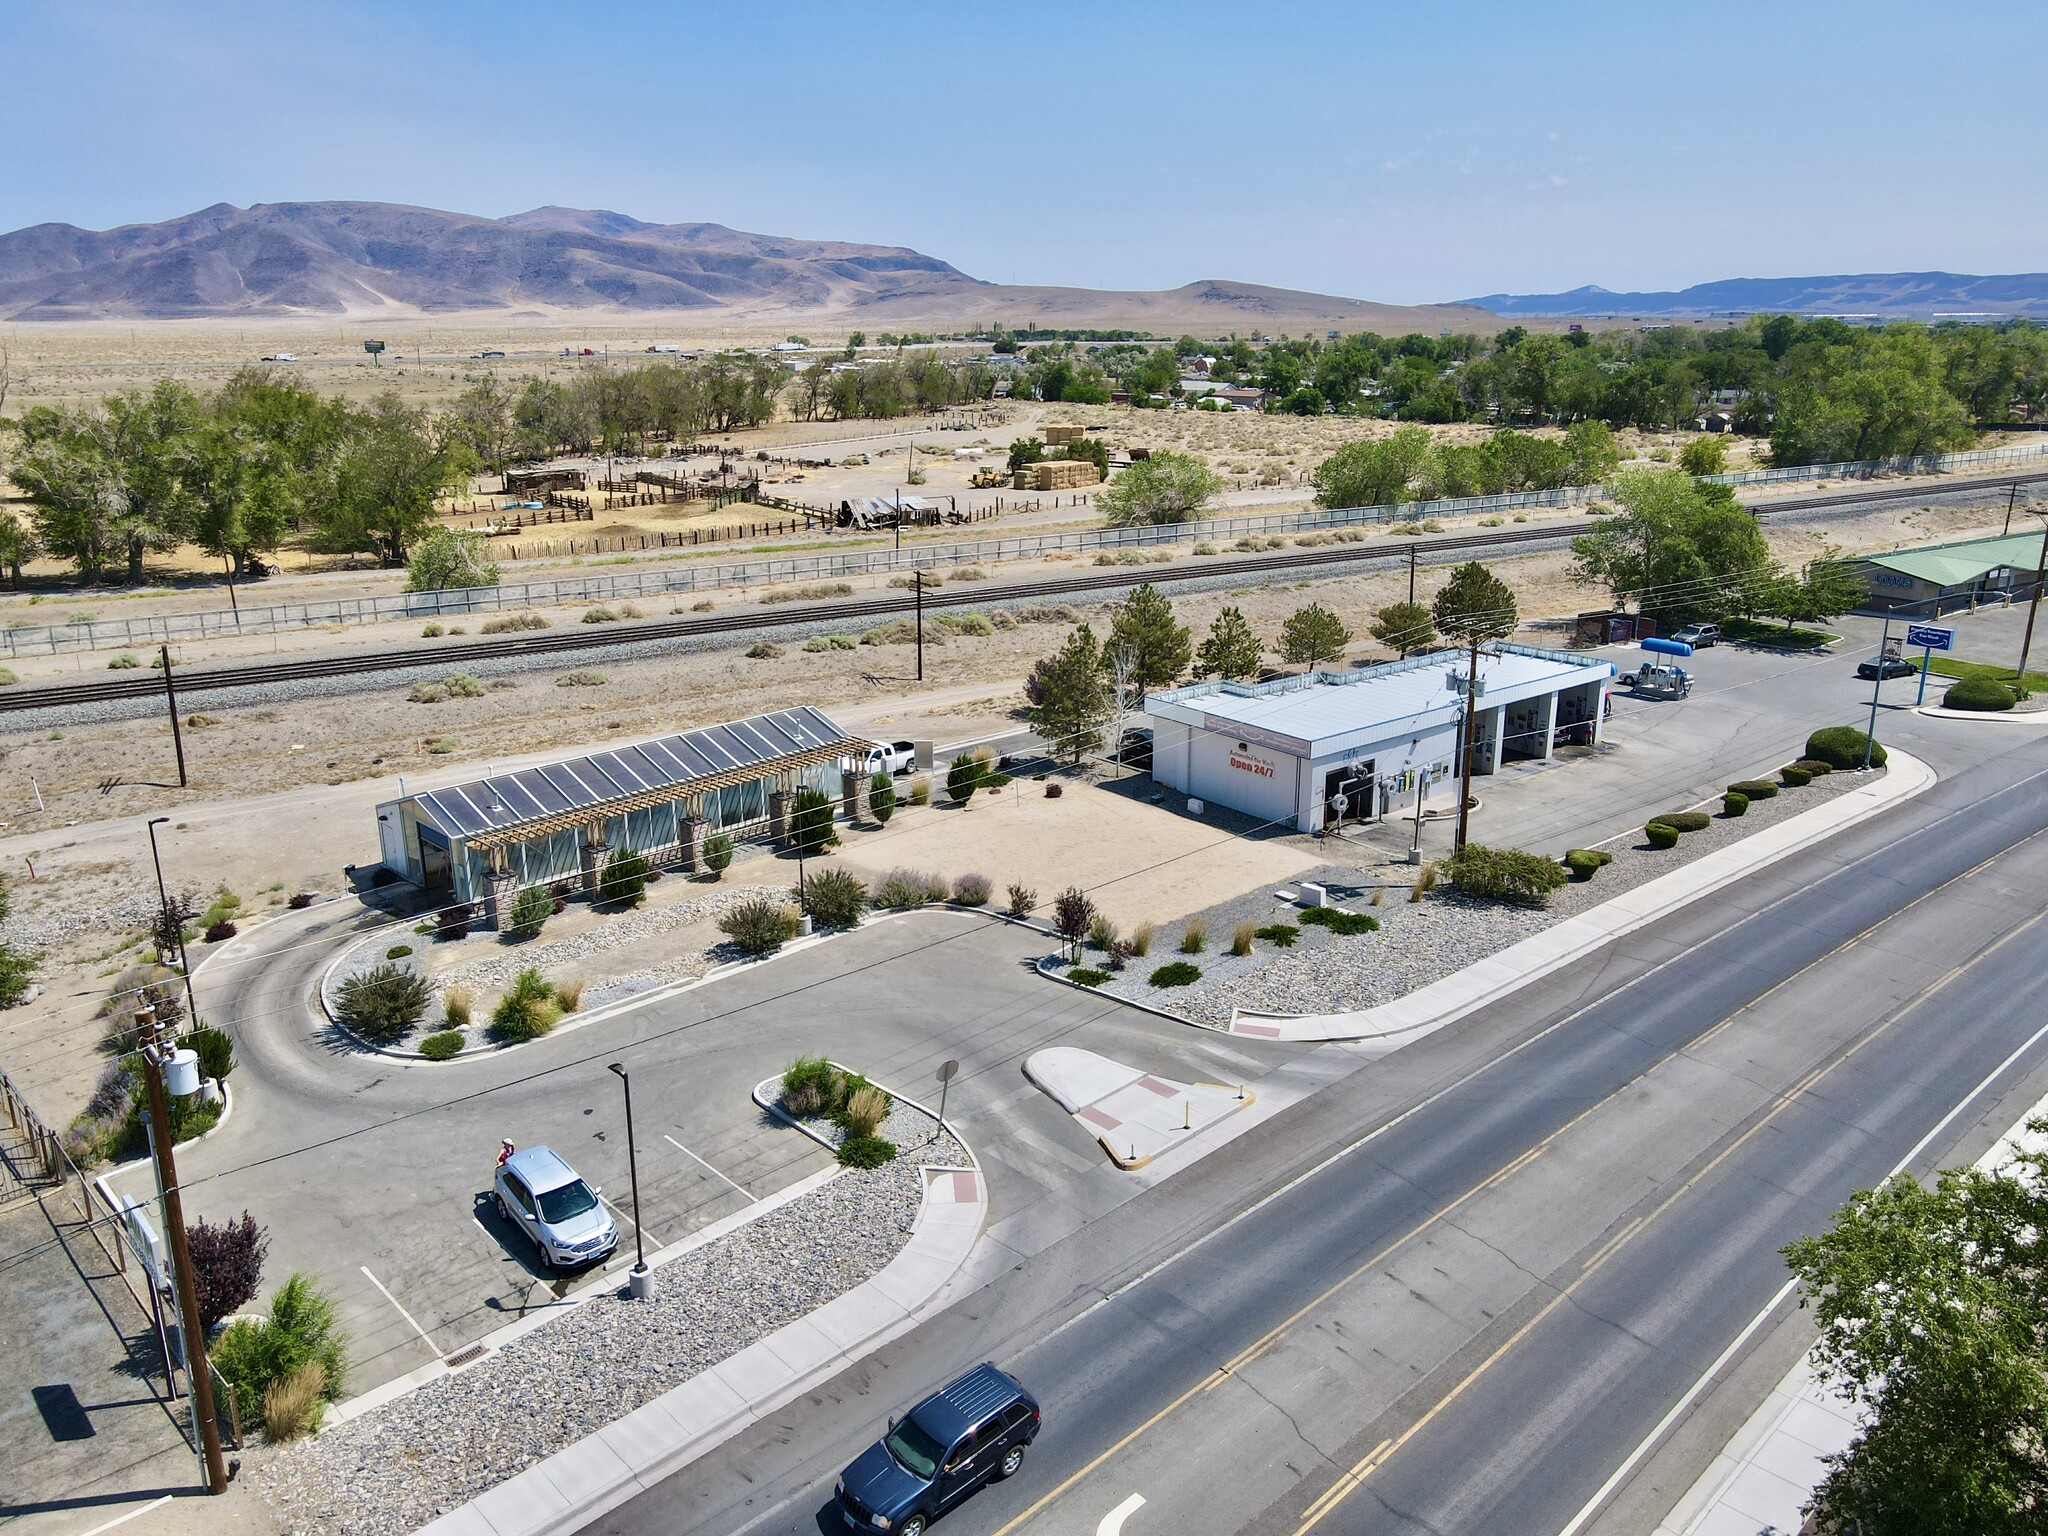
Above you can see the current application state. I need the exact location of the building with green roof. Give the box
[1849,528,2048,616]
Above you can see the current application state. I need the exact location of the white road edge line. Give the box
[663,1132,759,1202]
[73,1494,173,1536]
[360,1265,443,1357]
[1552,1008,2048,1536]
[1097,1492,1146,1536]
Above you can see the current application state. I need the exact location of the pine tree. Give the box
[1277,603,1353,669]
[1195,605,1263,680]
[1369,601,1437,657]
[1028,624,1113,764]
[1431,562,1518,852]
[1106,584,1191,691]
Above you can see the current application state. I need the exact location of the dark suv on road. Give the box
[836,1363,1040,1535]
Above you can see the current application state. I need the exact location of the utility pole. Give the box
[2002,483,2020,535]
[2016,512,2048,686]
[913,570,931,682]
[137,1006,229,1493]
[161,647,187,788]
[1455,636,1481,854]
[1407,545,1418,608]
[1863,616,1893,770]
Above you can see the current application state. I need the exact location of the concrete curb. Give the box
[1229,750,1934,1042]
[415,1075,987,1536]
[1913,703,2048,723]
[1031,952,1213,1031]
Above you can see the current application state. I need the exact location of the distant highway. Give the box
[4,467,2041,714]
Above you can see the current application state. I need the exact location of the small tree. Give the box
[702,832,733,877]
[1369,601,1438,657]
[1028,623,1113,765]
[1097,452,1225,526]
[1311,427,1430,509]
[508,884,551,940]
[790,787,839,856]
[1432,562,1519,853]
[1106,583,1191,691]
[186,1211,269,1330]
[598,848,651,907]
[1007,436,1046,471]
[1052,887,1095,959]
[947,752,984,806]
[404,526,500,593]
[1195,605,1262,681]
[869,772,896,824]
[1277,603,1353,669]
[1678,436,1728,477]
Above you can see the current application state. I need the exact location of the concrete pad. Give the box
[598,1398,694,1476]
[871,1247,963,1312]
[467,1467,573,1536]
[658,1367,750,1441]
[710,1339,798,1410]
[535,1435,637,1516]
[808,1287,913,1353]
[1025,1045,1256,1168]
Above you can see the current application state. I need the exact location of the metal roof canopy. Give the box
[408,707,870,852]
[1863,529,2048,588]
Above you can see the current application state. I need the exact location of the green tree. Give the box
[1194,605,1262,680]
[13,382,204,583]
[1571,469,1771,627]
[1312,426,1431,509]
[1770,327,1974,466]
[868,771,896,824]
[313,395,475,564]
[1753,545,1865,631]
[946,752,985,806]
[1678,436,1728,476]
[1028,623,1113,764]
[405,527,501,593]
[1106,584,1191,691]
[1370,601,1438,657]
[1007,436,1045,471]
[1782,1126,2048,1536]
[1563,419,1620,483]
[790,787,839,856]
[1433,562,1519,853]
[0,515,39,588]
[1097,453,1225,526]
[1277,603,1353,669]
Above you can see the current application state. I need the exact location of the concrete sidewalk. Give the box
[1229,750,1935,1044]
[419,1141,986,1536]
[1654,1087,2048,1536]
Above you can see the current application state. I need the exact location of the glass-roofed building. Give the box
[374,707,871,925]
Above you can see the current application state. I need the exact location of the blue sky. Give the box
[4,0,2041,304]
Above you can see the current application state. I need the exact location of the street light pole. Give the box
[2015,512,2048,688]
[606,1063,651,1298]
[1863,616,1893,770]
[146,817,199,1029]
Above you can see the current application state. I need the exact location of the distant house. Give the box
[1210,386,1267,411]
[1179,377,1219,397]
[1696,411,1734,434]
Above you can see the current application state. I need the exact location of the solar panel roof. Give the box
[407,707,853,839]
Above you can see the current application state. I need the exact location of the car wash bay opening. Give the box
[1142,643,1616,834]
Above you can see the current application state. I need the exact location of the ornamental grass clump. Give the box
[489,969,561,1041]
[335,964,429,1044]
[951,872,992,907]
[1179,920,1206,954]
[719,898,799,955]
[1230,920,1258,956]
[839,1085,891,1139]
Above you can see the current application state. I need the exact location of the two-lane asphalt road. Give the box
[595,739,2048,1536]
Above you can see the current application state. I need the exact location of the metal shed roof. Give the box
[1863,530,2048,588]
[406,707,862,846]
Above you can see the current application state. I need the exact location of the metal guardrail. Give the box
[6,441,2045,658]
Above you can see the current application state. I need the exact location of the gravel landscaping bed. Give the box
[254,1094,964,1536]
[1077,766,1878,1026]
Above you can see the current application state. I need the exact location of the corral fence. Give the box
[7,441,2045,658]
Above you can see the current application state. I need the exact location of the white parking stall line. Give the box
[360,1265,442,1356]
[663,1132,759,1202]
[599,1191,662,1245]
[1098,1493,1146,1536]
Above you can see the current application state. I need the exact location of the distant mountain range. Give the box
[1463,272,2048,318]
[0,201,1491,334]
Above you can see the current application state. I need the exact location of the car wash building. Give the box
[1141,643,1616,834]
[374,707,871,927]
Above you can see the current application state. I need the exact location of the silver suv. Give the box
[493,1146,618,1269]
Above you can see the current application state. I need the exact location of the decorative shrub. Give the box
[1724,791,1749,817]
[184,1025,236,1082]
[1045,782,1063,799]
[869,772,896,823]
[1149,961,1202,987]
[947,752,984,805]
[599,848,651,907]
[1006,883,1036,918]
[442,985,472,1030]
[719,898,799,955]
[1052,887,1095,950]
[1943,675,2017,712]
[800,868,868,928]
[489,969,562,1042]
[1255,923,1299,947]
[873,869,935,909]
[1655,811,1712,833]
[837,1135,897,1169]
[384,943,413,959]
[1728,779,1779,800]
[1446,845,1571,907]
[288,892,316,909]
[1563,849,1613,881]
[952,872,992,907]
[1779,764,1813,788]
[1179,920,1206,954]
[509,884,552,940]
[186,1211,268,1330]
[1231,920,1258,956]
[1646,821,1681,849]
[1794,758,1834,776]
[1087,913,1117,951]
[417,1030,465,1061]
[1299,908,1380,935]
[1804,726,1886,769]
[435,901,473,939]
[702,832,733,875]
[1066,966,1110,986]
[839,1085,891,1138]
[790,787,839,858]
[335,964,429,1043]
[781,1056,842,1116]
[205,919,239,943]
[211,1273,348,1438]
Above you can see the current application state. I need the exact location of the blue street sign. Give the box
[1905,624,1955,652]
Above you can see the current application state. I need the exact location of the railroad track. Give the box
[6,468,2042,715]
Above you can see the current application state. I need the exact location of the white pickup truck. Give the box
[862,740,918,776]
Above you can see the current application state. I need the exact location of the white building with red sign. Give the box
[1141,643,1615,835]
